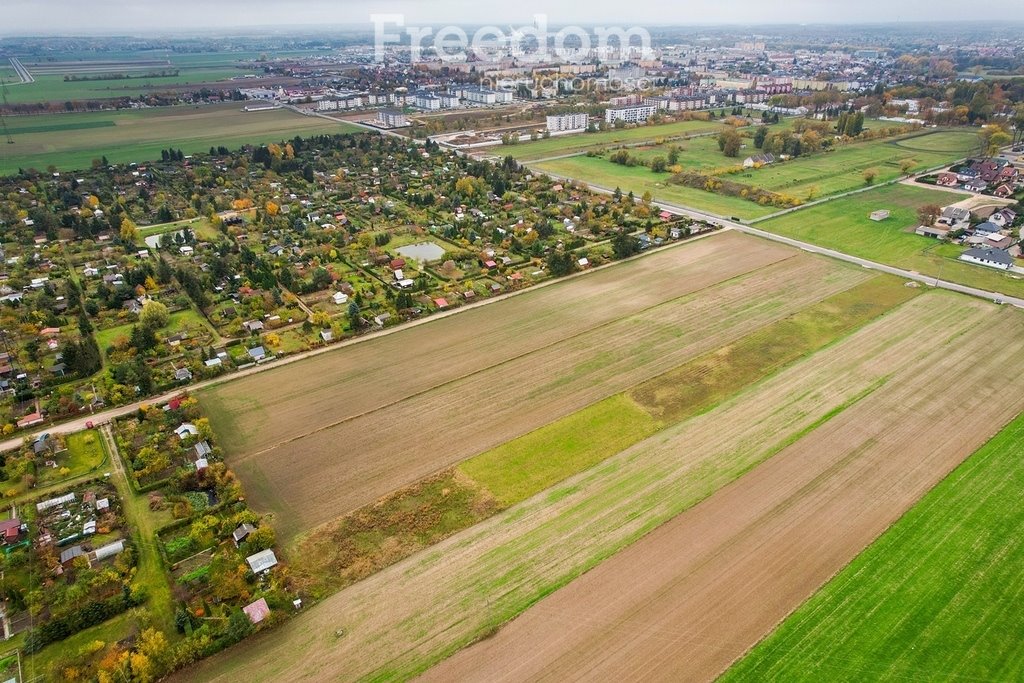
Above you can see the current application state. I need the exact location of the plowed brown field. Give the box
[423,302,1024,683]
[178,293,1022,683]
[203,234,866,538]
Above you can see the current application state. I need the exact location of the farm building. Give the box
[915,225,950,238]
[869,210,890,221]
[959,247,1014,271]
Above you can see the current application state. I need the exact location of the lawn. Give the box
[458,393,660,507]
[534,154,777,219]
[754,182,1024,298]
[62,429,109,475]
[95,308,219,360]
[1,68,242,105]
[507,119,728,161]
[740,130,978,199]
[723,409,1024,682]
[0,103,363,174]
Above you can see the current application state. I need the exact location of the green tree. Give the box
[139,300,170,331]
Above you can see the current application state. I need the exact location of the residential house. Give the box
[959,247,1014,270]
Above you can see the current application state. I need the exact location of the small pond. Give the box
[396,241,446,262]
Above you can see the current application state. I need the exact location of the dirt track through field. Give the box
[423,304,1024,683]
[229,254,867,537]
[176,294,1018,683]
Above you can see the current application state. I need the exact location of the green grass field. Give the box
[534,130,979,219]
[0,103,363,173]
[739,130,978,199]
[2,68,242,105]
[507,119,727,161]
[723,409,1024,682]
[534,154,777,219]
[63,429,108,474]
[459,394,660,507]
[459,275,915,509]
[754,183,1024,298]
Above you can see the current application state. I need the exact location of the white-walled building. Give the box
[378,109,409,128]
[546,112,590,132]
[605,105,657,124]
[415,92,442,110]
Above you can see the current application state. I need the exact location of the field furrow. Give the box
[421,301,1024,683]
[234,254,867,537]
[177,292,1002,683]
[202,231,789,454]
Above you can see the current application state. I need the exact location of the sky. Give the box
[5,0,1024,35]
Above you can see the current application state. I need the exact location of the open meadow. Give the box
[0,103,361,172]
[180,287,1024,683]
[531,129,977,220]
[754,182,1024,298]
[533,154,778,219]
[505,119,728,161]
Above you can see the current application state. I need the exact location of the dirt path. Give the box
[422,305,1024,683]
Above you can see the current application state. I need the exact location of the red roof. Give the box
[434,298,449,308]
[659,211,672,219]
[484,260,497,268]
[390,258,406,270]
[243,597,271,624]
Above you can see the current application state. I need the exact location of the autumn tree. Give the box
[119,217,138,243]
[916,204,942,226]
[139,300,169,331]
[862,168,879,185]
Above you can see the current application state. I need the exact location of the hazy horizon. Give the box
[5,1,1024,37]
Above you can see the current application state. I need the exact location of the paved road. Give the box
[0,230,707,452]
[530,165,1024,311]
[8,57,33,84]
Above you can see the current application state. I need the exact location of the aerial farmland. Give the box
[182,229,1024,683]
[3,18,1024,683]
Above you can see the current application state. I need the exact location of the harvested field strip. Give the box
[422,301,1024,683]
[722,413,1024,682]
[629,275,920,423]
[202,231,789,455]
[178,293,987,683]
[461,275,917,507]
[288,275,905,597]
[234,255,868,538]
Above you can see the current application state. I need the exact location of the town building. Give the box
[546,113,589,132]
[377,109,409,128]
[605,105,657,124]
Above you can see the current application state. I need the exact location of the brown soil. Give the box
[173,294,1023,683]
[208,237,865,539]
